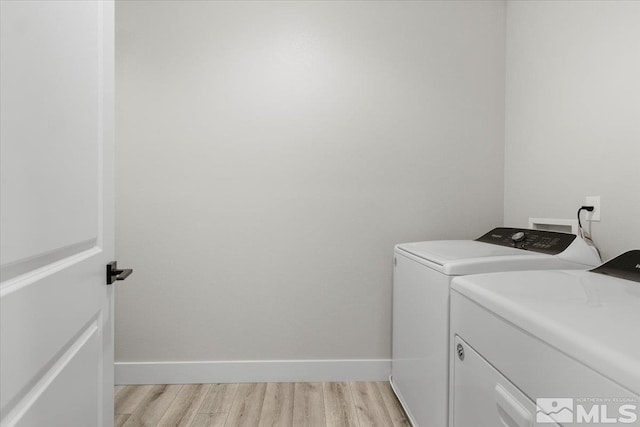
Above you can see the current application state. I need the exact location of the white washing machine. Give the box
[390,227,601,427]
[449,250,640,427]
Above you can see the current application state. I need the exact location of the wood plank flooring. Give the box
[115,382,410,427]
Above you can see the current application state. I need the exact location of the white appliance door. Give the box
[451,336,556,427]
[1,1,115,426]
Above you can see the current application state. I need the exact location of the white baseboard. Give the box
[115,359,391,385]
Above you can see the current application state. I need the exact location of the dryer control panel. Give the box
[475,227,576,255]
[591,250,640,282]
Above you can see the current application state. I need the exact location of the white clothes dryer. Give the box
[391,227,601,427]
[449,250,640,427]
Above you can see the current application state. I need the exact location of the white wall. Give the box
[504,1,640,261]
[115,0,505,380]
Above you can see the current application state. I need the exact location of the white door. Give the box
[1,1,116,426]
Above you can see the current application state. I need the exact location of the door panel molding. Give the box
[0,246,102,297]
[1,320,99,426]
[1,0,103,268]
[0,238,98,284]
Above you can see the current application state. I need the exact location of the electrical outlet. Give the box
[585,196,601,221]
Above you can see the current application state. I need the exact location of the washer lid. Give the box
[397,240,539,265]
[451,258,640,394]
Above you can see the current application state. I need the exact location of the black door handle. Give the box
[106,261,133,285]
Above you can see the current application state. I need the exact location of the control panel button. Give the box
[511,231,526,243]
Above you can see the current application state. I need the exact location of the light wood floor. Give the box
[115,382,410,427]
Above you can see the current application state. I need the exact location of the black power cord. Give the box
[577,205,601,260]
[577,205,594,230]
